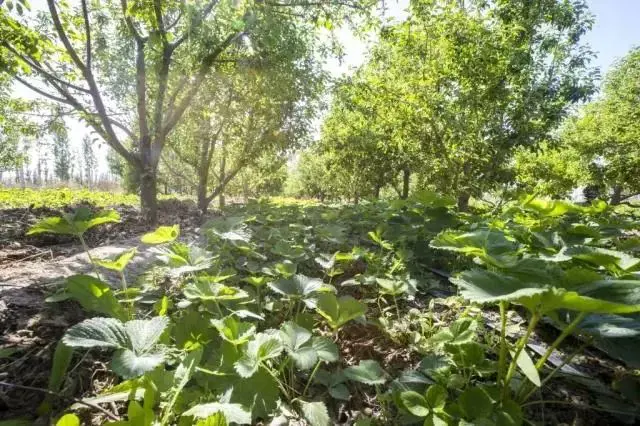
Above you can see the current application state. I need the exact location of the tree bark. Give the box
[401,167,410,199]
[457,192,470,211]
[610,185,623,205]
[219,139,226,210]
[140,169,158,225]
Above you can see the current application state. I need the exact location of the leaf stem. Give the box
[519,336,593,403]
[120,271,133,320]
[261,363,291,401]
[503,311,540,400]
[303,360,322,397]
[533,312,587,371]
[78,233,101,280]
[497,301,509,388]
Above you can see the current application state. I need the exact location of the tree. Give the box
[516,47,640,204]
[160,36,325,214]
[0,75,39,175]
[315,0,597,208]
[52,121,72,181]
[1,0,374,223]
[81,135,96,187]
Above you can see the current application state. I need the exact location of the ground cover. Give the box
[1,192,639,425]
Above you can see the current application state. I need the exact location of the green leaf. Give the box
[235,332,283,377]
[299,400,330,426]
[96,248,137,272]
[279,321,312,350]
[63,317,168,379]
[279,322,318,369]
[269,274,323,298]
[183,402,251,425]
[567,246,640,273]
[344,359,387,385]
[112,349,165,379]
[141,225,180,245]
[127,400,154,426]
[425,384,447,411]
[376,278,408,296]
[315,293,366,330]
[312,336,339,362]
[400,391,429,417]
[66,274,126,320]
[495,399,523,426]
[63,317,129,348]
[27,208,120,236]
[458,387,493,420]
[38,341,73,414]
[329,383,350,400]
[184,282,248,302]
[195,413,227,426]
[56,414,80,426]
[27,216,76,236]
[450,269,547,304]
[578,280,640,306]
[430,229,519,268]
[290,346,318,370]
[125,317,169,354]
[211,316,256,346]
[511,349,540,387]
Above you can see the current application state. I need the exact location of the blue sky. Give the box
[583,0,640,74]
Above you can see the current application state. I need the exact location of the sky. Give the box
[11,0,640,178]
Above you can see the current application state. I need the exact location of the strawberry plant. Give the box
[6,196,640,425]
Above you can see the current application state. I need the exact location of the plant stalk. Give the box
[502,311,540,400]
[519,336,593,403]
[533,312,587,371]
[78,233,102,280]
[497,301,508,387]
[303,360,322,397]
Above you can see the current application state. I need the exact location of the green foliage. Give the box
[65,275,126,320]
[344,360,387,385]
[299,0,596,201]
[315,293,367,331]
[19,192,640,424]
[96,248,138,272]
[27,208,120,237]
[141,225,180,245]
[0,188,142,209]
[63,317,168,378]
[516,46,640,202]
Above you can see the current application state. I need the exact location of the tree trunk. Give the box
[374,184,381,199]
[457,192,470,211]
[401,167,410,199]
[610,185,623,205]
[140,169,158,225]
[197,184,209,215]
[219,139,226,210]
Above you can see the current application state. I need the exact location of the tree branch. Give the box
[120,0,146,42]
[2,42,91,94]
[153,0,167,44]
[14,76,71,105]
[80,0,92,70]
[161,31,243,144]
[46,0,87,72]
[161,152,197,186]
[170,0,219,51]
[47,0,130,164]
